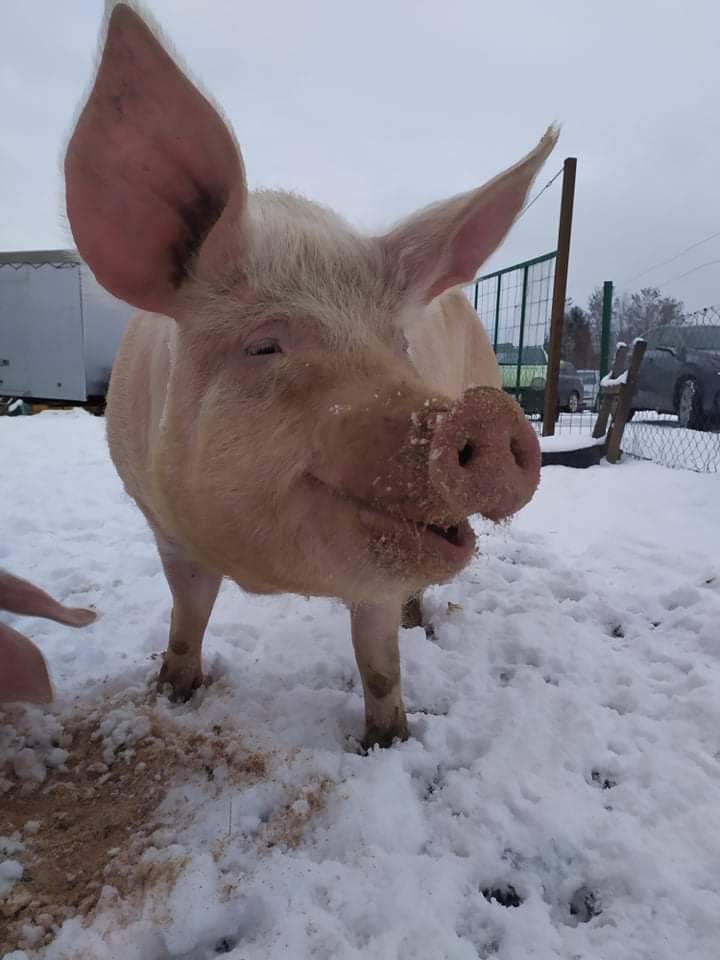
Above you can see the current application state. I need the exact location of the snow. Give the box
[539,435,604,453]
[0,858,24,896]
[2,410,720,958]
[599,370,627,388]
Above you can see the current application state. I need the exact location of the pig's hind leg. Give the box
[401,590,435,639]
[153,534,221,701]
[401,591,424,629]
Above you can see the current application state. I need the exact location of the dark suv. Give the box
[632,325,720,429]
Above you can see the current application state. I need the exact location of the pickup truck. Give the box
[494,343,585,415]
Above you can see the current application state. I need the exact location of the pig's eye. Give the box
[245,339,283,357]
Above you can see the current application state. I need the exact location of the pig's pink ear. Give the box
[64,2,247,317]
[0,623,53,705]
[381,126,560,304]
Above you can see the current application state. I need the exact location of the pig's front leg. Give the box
[154,536,221,701]
[350,600,409,750]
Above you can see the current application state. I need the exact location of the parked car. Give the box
[494,343,584,415]
[631,324,720,430]
[577,369,600,411]
[555,361,585,414]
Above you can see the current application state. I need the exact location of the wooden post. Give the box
[592,342,628,440]
[542,156,577,437]
[605,339,647,463]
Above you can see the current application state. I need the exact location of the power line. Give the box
[621,228,720,286]
[518,168,563,219]
[658,258,720,288]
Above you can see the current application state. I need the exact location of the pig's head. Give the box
[64,3,553,603]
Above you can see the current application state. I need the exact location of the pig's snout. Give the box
[428,386,541,522]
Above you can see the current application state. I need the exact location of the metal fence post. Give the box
[542,157,577,436]
[515,265,529,396]
[600,280,613,381]
[493,273,502,351]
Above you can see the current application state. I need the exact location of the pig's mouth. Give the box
[308,475,475,566]
[421,520,476,563]
[427,523,468,548]
[358,506,476,565]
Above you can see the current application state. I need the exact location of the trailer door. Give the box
[0,266,31,396]
[0,261,87,401]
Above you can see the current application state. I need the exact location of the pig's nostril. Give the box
[457,442,474,468]
[510,438,526,468]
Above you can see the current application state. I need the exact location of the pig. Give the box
[63,2,556,748]
[0,569,96,705]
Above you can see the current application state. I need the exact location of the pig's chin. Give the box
[307,476,476,582]
[357,505,476,570]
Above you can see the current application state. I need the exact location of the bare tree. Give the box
[585,285,685,355]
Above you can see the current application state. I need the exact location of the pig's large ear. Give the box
[381,126,559,304]
[0,623,53,705]
[64,2,247,317]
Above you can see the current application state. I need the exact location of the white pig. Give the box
[63,2,556,747]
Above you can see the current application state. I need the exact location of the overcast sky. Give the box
[1,0,718,313]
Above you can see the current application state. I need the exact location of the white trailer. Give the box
[0,249,132,408]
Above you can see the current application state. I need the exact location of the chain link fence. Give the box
[540,309,720,473]
[614,311,720,472]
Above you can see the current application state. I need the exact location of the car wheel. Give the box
[677,378,703,430]
[567,391,580,414]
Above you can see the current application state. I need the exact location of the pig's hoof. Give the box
[401,595,435,638]
[401,595,424,630]
[157,663,203,702]
[361,714,410,752]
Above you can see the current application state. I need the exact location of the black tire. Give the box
[676,378,703,430]
[566,391,581,414]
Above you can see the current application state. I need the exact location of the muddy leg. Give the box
[350,600,409,750]
[402,590,435,639]
[155,536,221,701]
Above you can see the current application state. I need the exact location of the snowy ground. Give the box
[2,410,720,959]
